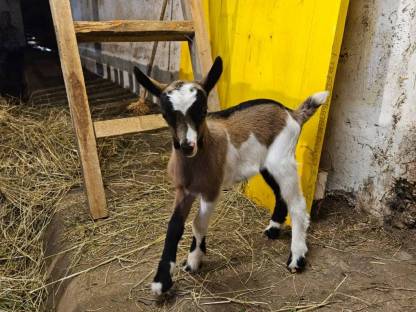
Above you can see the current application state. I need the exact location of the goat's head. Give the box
[134,56,223,158]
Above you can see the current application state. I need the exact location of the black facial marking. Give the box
[261,169,288,240]
[159,93,177,127]
[197,136,204,149]
[209,99,289,119]
[173,138,180,150]
[187,90,207,128]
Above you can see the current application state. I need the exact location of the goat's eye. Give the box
[190,87,196,93]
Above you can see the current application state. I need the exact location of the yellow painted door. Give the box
[180,0,349,217]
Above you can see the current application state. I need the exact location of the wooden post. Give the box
[181,0,220,111]
[49,0,108,219]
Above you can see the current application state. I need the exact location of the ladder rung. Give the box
[94,114,167,138]
[74,20,194,42]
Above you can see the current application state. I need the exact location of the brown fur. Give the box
[168,122,228,202]
[168,103,290,201]
[209,103,289,147]
[292,96,322,124]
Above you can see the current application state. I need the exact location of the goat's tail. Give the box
[294,91,330,124]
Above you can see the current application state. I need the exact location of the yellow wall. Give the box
[180,0,349,216]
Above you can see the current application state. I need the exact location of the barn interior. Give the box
[0,1,415,311]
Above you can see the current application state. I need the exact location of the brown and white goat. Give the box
[133,57,329,295]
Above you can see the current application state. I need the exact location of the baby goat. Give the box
[134,57,329,295]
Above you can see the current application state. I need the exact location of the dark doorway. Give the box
[20,0,57,51]
[0,0,60,99]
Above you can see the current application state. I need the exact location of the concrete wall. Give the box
[70,0,182,94]
[322,0,416,226]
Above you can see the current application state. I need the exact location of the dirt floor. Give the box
[42,130,416,312]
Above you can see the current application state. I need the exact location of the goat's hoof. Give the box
[182,260,202,273]
[286,252,306,273]
[152,261,174,295]
[264,227,280,240]
[150,277,173,296]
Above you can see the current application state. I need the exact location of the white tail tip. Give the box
[312,91,330,104]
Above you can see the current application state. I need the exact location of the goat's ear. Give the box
[133,67,167,97]
[200,56,223,94]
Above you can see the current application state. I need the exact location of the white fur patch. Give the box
[168,83,197,114]
[186,124,197,144]
[185,248,204,272]
[265,220,281,231]
[311,91,329,104]
[170,261,175,274]
[264,113,309,268]
[150,282,162,295]
[223,132,268,186]
[265,113,300,167]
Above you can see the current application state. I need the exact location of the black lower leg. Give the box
[189,236,206,253]
[153,209,185,292]
[261,169,288,239]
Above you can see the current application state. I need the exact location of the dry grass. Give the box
[0,97,81,311]
[0,96,175,310]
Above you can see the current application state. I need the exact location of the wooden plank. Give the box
[49,0,108,219]
[94,114,167,138]
[74,20,194,42]
[181,0,220,111]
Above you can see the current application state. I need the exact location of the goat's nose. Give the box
[180,142,196,156]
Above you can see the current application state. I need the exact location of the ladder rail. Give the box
[49,0,108,219]
[74,20,195,42]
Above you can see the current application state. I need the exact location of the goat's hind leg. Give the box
[261,169,288,239]
[265,161,309,273]
[183,197,216,272]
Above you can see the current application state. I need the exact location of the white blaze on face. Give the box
[186,124,197,146]
[168,83,197,115]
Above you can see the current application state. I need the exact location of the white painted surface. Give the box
[322,0,416,218]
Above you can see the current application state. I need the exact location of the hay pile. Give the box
[0,98,81,311]
[0,97,176,310]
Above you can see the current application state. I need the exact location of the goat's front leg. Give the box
[151,188,195,295]
[183,197,217,272]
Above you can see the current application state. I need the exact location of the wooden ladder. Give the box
[49,0,219,219]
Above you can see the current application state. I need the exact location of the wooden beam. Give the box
[74,20,194,42]
[94,114,167,138]
[181,0,220,111]
[49,0,108,219]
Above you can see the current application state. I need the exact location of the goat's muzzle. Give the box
[180,141,197,158]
